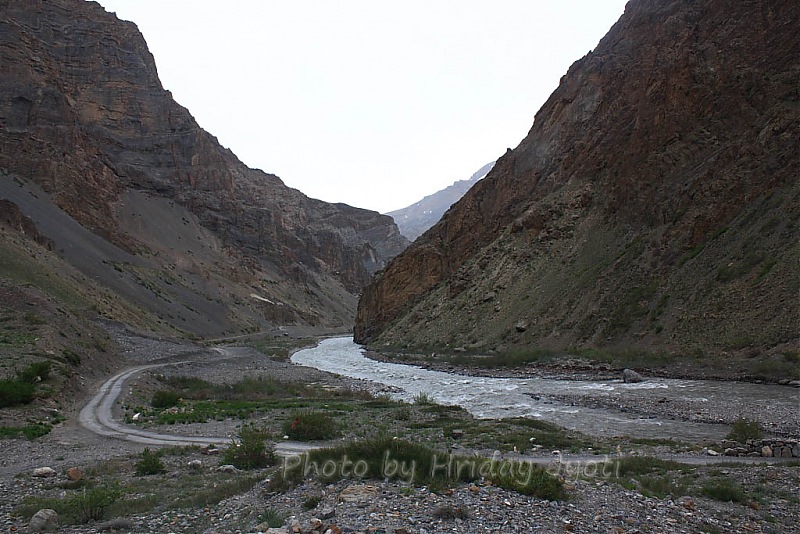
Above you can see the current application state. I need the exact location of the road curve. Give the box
[78,359,319,457]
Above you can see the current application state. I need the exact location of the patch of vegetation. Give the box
[413,392,434,405]
[135,447,166,476]
[273,437,564,501]
[151,389,181,409]
[701,478,748,503]
[18,483,122,525]
[17,361,51,383]
[0,378,35,407]
[614,456,692,477]
[726,417,763,443]
[445,347,555,368]
[0,422,51,440]
[258,508,287,528]
[282,410,339,441]
[302,495,322,510]
[222,424,275,470]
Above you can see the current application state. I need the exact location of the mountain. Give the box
[0,0,408,340]
[387,162,495,241]
[355,0,799,374]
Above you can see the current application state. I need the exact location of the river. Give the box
[292,337,798,442]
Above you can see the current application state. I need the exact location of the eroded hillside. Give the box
[355,0,799,375]
[0,0,408,339]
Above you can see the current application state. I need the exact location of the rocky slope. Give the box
[0,0,408,338]
[355,0,800,369]
[388,161,495,241]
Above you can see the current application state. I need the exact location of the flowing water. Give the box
[293,337,798,442]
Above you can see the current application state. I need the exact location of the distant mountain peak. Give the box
[388,161,495,241]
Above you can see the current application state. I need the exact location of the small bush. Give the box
[726,417,763,443]
[283,410,338,441]
[258,508,286,528]
[302,495,322,510]
[18,361,51,383]
[68,484,122,523]
[222,425,274,470]
[0,379,35,407]
[151,390,181,409]
[701,478,748,503]
[135,448,166,476]
[413,392,433,405]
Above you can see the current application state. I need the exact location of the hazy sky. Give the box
[95,1,628,213]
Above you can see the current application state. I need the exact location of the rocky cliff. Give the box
[0,0,408,336]
[388,162,495,241]
[355,0,799,369]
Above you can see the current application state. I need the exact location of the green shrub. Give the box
[222,425,274,470]
[701,479,747,503]
[151,390,181,409]
[0,423,52,440]
[258,508,287,528]
[283,410,338,441]
[302,495,322,510]
[0,379,35,407]
[18,361,51,383]
[135,448,166,476]
[726,417,763,443]
[67,484,122,523]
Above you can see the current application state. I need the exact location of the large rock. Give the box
[622,369,645,384]
[354,0,800,360]
[32,467,56,478]
[28,509,58,532]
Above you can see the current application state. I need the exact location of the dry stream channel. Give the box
[293,337,799,442]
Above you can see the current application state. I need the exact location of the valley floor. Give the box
[0,330,798,533]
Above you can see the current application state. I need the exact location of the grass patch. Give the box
[614,456,692,477]
[17,483,122,525]
[258,508,288,528]
[701,478,748,503]
[273,437,564,500]
[283,410,339,441]
[0,422,52,440]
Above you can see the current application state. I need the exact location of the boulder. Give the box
[761,445,773,457]
[32,467,56,478]
[65,467,83,481]
[28,508,58,532]
[622,369,644,383]
[338,484,378,503]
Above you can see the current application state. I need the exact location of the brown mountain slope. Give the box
[355,0,799,372]
[0,0,407,337]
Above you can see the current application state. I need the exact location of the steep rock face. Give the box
[388,161,495,241]
[0,0,407,334]
[356,0,799,358]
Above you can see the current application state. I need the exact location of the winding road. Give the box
[78,359,319,457]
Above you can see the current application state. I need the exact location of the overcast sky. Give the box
[94,1,628,213]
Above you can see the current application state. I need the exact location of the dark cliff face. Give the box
[355,0,799,359]
[0,0,407,335]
